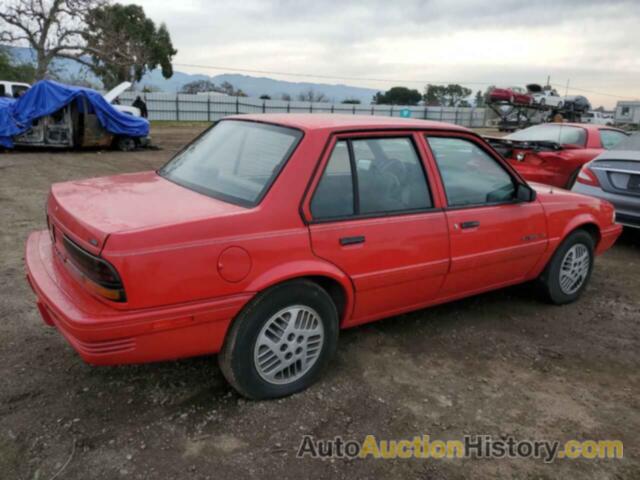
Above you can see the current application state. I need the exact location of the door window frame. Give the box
[420,131,530,211]
[302,130,441,224]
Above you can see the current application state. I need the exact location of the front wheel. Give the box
[539,230,595,305]
[218,280,339,399]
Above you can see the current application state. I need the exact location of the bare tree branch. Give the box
[0,0,104,79]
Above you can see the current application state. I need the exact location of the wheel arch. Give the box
[244,261,355,325]
[562,219,601,249]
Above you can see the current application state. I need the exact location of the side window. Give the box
[311,137,432,220]
[0,84,5,97]
[600,130,626,150]
[427,137,515,207]
[310,141,354,219]
[352,138,431,214]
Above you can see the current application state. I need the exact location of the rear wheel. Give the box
[539,230,594,305]
[218,280,339,399]
[115,136,136,152]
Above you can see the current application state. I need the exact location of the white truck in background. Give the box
[0,81,30,98]
[583,111,614,126]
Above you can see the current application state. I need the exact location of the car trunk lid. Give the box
[47,170,245,255]
[590,156,640,197]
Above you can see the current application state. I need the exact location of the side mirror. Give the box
[516,183,536,202]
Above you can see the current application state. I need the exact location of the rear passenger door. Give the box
[304,133,450,327]
[424,134,548,298]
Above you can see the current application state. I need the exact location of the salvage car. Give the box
[526,84,564,108]
[25,114,622,399]
[488,86,533,106]
[563,95,591,114]
[0,80,149,150]
[487,123,628,188]
[572,133,640,228]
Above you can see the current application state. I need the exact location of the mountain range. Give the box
[5,46,379,103]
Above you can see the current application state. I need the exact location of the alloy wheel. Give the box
[253,306,325,385]
[559,244,590,295]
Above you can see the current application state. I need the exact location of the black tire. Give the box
[539,230,595,305]
[218,280,339,399]
[115,136,136,152]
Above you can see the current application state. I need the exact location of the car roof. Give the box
[226,113,471,133]
[532,122,623,133]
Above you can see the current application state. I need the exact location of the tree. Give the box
[259,94,271,100]
[373,86,421,105]
[297,89,328,102]
[474,90,485,107]
[83,3,177,88]
[424,84,472,107]
[217,81,246,97]
[180,80,217,94]
[341,98,360,104]
[0,0,103,80]
[0,48,36,83]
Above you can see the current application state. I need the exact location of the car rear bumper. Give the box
[572,184,640,229]
[25,230,252,365]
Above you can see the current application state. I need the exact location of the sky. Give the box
[132,0,640,108]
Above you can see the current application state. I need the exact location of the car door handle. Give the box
[460,221,480,229]
[339,235,365,246]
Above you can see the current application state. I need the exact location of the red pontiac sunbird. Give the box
[487,123,628,189]
[26,114,622,399]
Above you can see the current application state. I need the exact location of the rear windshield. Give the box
[159,120,302,206]
[612,133,640,151]
[507,125,587,147]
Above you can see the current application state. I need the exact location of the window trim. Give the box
[308,134,437,223]
[424,134,525,210]
[158,119,304,208]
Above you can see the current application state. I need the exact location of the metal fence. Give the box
[118,92,488,127]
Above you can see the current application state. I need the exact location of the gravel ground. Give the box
[1,124,638,480]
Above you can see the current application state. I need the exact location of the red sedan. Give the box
[26,114,621,399]
[488,86,533,106]
[488,123,628,188]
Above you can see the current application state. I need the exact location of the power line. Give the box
[173,62,639,101]
[173,63,495,86]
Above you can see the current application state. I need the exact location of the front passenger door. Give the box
[425,135,548,298]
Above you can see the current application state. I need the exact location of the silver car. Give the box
[572,134,640,228]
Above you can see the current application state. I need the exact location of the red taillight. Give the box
[62,235,126,302]
[576,166,600,187]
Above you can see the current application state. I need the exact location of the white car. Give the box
[104,82,141,117]
[0,80,30,98]
[583,111,614,126]
[527,84,564,108]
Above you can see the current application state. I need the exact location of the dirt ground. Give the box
[1,124,638,480]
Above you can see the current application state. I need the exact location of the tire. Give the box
[218,280,339,399]
[539,230,595,305]
[115,136,136,152]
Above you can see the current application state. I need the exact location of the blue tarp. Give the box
[0,80,149,148]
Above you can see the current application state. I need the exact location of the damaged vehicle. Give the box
[0,80,149,151]
[486,123,628,188]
